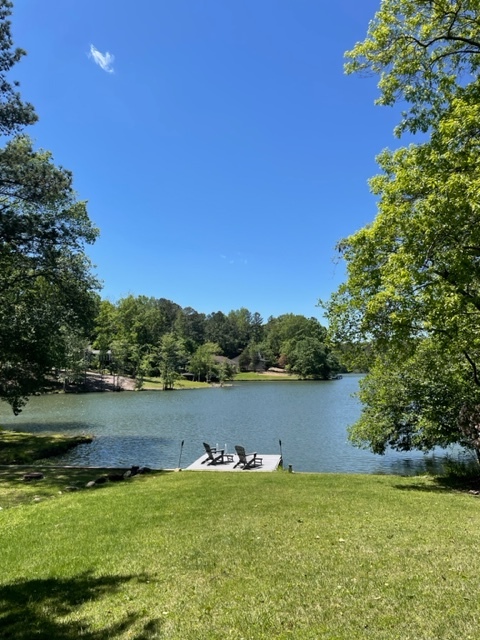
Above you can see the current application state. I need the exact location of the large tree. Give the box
[158,333,187,390]
[189,342,221,382]
[326,0,480,459]
[283,337,340,380]
[0,1,99,413]
[263,314,327,366]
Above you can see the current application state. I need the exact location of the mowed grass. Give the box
[234,372,300,381]
[0,430,92,465]
[142,373,300,387]
[1,471,480,639]
[142,377,209,390]
[0,466,160,509]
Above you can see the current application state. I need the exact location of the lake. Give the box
[0,374,465,473]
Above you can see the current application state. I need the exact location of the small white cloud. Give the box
[89,44,115,73]
[220,252,248,266]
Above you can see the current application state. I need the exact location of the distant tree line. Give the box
[88,296,342,389]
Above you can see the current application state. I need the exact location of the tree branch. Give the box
[463,350,480,387]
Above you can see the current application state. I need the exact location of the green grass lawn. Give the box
[234,372,300,381]
[142,373,300,387]
[142,377,209,390]
[0,430,92,465]
[1,470,480,639]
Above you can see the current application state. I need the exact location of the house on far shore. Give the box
[232,353,267,373]
[213,355,238,370]
[267,367,287,374]
[85,347,112,366]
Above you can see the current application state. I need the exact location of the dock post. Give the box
[178,440,185,469]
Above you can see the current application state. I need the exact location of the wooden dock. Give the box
[185,453,282,472]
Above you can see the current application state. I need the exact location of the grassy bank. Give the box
[142,374,300,387]
[1,470,479,639]
[0,430,92,465]
[234,372,300,381]
[0,465,162,509]
[142,377,209,390]
[142,373,300,387]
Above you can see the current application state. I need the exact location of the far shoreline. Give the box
[55,370,346,395]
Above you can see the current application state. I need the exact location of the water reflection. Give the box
[0,375,467,474]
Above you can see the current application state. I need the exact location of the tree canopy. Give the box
[327,0,480,459]
[345,0,480,135]
[0,0,99,413]
[0,1,37,134]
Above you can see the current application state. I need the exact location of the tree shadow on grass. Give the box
[393,475,480,494]
[0,572,163,640]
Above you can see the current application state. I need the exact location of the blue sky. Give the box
[11,0,402,322]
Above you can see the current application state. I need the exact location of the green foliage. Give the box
[263,314,334,376]
[174,306,206,352]
[350,340,480,455]
[188,342,221,382]
[58,331,89,387]
[441,455,480,481]
[238,342,263,372]
[110,338,134,376]
[283,336,340,380]
[203,308,265,359]
[158,333,187,390]
[327,0,480,457]
[217,360,236,384]
[93,297,184,377]
[92,299,336,382]
[204,310,237,358]
[92,300,118,360]
[345,0,480,136]
[115,295,180,350]
[0,1,37,135]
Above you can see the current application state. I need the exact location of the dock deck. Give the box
[185,453,282,472]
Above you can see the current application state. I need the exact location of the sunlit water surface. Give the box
[0,375,467,474]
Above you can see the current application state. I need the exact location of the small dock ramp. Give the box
[185,453,282,472]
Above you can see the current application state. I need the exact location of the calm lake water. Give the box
[0,374,466,474]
